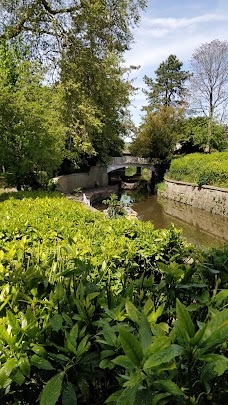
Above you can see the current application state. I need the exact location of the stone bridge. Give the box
[107,156,155,173]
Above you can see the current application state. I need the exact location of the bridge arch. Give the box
[107,156,155,173]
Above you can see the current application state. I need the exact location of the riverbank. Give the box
[131,194,228,248]
[160,179,228,217]
[65,185,119,207]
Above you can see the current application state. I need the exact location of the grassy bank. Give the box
[166,152,228,188]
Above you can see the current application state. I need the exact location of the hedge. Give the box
[167,152,228,188]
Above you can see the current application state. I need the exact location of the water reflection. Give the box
[132,195,228,248]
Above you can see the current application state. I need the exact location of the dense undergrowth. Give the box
[167,152,228,188]
[0,191,228,404]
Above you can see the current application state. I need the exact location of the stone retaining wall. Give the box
[53,166,108,194]
[160,179,228,217]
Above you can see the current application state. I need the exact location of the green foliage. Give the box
[0,1,147,175]
[157,182,165,192]
[60,44,130,166]
[0,40,66,190]
[103,194,127,218]
[130,105,184,162]
[0,192,227,404]
[180,117,228,153]
[167,152,228,188]
[144,54,190,110]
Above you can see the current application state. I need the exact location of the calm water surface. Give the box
[94,194,228,248]
[132,195,228,248]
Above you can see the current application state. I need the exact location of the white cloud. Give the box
[142,13,226,32]
[126,12,228,69]
[124,2,228,126]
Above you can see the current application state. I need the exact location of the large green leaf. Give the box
[213,290,228,308]
[0,358,17,387]
[147,303,165,323]
[190,324,207,347]
[75,298,88,321]
[197,309,228,352]
[76,335,91,357]
[126,301,141,324]
[62,381,77,405]
[31,355,54,370]
[143,344,184,370]
[112,355,135,370]
[119,327,143,367]
[139,314,153,353]
[12,368,25,385]
[199,354,228,378]
[0,325,15,347]
[6,310,20,334]
[31,344,47,358]
[158,262,184,282]
[50,314,63,332]
[153,380,184,396]
[102,323,118,347]
[143,298,154,316]
[18,356,30,378]
[174,299,195,346]
[152,392,171,405]
[116,386,138,405]
[40,372,64,405]
[68,323,79,347]
[145,336,171,358]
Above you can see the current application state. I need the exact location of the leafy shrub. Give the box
[103,193,127,218]
[0,192,227,404]
[156,181,165,191]
[167,152,228,188]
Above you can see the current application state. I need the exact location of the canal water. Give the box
[132,194,228,248]
[94,193,228,248]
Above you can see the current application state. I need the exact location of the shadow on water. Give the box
[132,194,228,248]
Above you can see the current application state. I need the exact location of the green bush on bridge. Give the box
[167,152,228,188]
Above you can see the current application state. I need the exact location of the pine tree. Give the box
[144,54,190,110]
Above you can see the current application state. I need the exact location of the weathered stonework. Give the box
[53,166,108,194]
[160,179,228,217]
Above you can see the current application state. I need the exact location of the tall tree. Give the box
[130,105,184,162]
[144,54,190,110]
[0,1,147,171]
[0,40,66,189]
[60,2,136,166]
[189,39,228,151]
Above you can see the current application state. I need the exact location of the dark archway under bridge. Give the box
[107,156,157,193]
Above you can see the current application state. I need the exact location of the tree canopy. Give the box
[130,105,184,162]
[189,39,228,151]
[0,0,146,61]
[180,117,228,154]
[130,55,187,169]
[0,1,147,185]
[144,54,190,110]
[0,40,66,189]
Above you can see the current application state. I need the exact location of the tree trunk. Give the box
[205,91,213,153]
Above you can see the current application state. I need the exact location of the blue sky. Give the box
[125,0,228,127]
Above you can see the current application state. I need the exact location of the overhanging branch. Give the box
[40,0,81,16]
[0,0,81,40]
